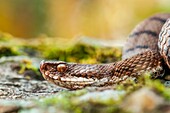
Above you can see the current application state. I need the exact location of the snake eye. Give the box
[57,64,67,72]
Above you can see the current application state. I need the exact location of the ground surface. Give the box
[0,36,170,113]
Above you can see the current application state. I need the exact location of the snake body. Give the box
[40,13,170,89]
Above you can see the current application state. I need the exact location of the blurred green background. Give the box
[0,0,170,39]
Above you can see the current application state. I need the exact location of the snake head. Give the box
[40,60,112,89]
[40,60,68,80]
[40,60,72,88]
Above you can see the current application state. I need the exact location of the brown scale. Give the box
[113,50,163,78]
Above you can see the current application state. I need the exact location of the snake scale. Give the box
[40,13,170,89]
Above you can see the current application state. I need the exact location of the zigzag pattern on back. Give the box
[122,13,170,60]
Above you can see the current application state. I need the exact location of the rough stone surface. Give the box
[122,88,164,113]
[0,56,66,100]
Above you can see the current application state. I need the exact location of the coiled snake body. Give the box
[40,13,170,89]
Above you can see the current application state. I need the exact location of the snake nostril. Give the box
[40,60,45,71]
[40,60,52,71]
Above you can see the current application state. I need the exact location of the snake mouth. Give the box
[41,71,110,89]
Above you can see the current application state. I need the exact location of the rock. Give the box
[0,105,20,113]
[0,57,67,100]
[78,90,125,103]
[122,87,164,113]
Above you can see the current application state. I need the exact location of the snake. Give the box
[40,13,170,89]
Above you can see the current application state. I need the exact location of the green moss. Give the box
[14,59,43,80]
[31,89,128,113]
[37,90,87,113]
[0,33,122,64]
[0,46,19,57]
[41,43,121,63]
[18,45,40,57]
[116,73,170,100]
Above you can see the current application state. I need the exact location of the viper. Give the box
[40,13,170,89]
